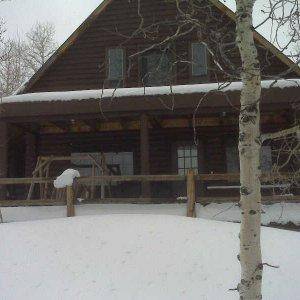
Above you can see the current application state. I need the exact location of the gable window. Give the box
[191,42,207,76]
[177,145,198,175]
[108,48,124,80]
[141,51,173,86]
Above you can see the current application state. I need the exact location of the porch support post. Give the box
[0,121,8,199]
[140,114,151,198]
[25,132,37,177]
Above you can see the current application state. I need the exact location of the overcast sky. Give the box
[0,0,292,55]
[0,0,103,44]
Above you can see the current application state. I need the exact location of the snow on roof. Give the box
[2,79,300,104]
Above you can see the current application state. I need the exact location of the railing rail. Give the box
[0,172,297,185]
[0,172,299,218]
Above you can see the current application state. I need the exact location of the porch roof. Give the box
[1,79,300,121]
[4,79,300,104]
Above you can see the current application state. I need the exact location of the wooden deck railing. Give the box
[0,172,299,218]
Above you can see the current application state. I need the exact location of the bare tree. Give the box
[0,39,28,96]
[235,1,263,298]
[0,21,57,96]
[23,22,57,74]
[115,0,299,298]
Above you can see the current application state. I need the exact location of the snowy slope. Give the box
[1,215,300,300]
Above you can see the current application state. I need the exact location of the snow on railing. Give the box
[54,169,80,189]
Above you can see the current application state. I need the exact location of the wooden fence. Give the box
[0,172,299,218]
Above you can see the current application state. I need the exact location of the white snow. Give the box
[3,78,300,104]
[53,169,80,189]
[2,202,300,225]
[0,214,299,300]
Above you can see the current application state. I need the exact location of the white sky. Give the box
[0,0,103,44]
[0,0,293,55]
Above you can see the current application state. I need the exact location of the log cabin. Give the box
[0,0,300,203]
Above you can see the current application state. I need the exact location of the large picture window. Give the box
[191,42,207,76]
[141,51,173,86]
[177,145,198,175]
[71,152,134,178]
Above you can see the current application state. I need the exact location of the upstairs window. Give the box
[191,42,207,76]
[108,48,124,80]
[141,51,173,86]
[177,145,198,175]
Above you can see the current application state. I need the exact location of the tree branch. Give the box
[262,125,300,143]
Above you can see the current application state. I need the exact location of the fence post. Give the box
[66,185,75,217]
[186,170,196,218]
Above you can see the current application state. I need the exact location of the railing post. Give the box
[66,185,75,217]
[0,121,8,200]
[186,170,196,218]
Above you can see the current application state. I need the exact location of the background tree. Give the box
[0,39,28,96]
[0,21,57,96]
[23,22,57,74]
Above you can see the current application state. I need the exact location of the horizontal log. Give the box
[0,173,298,185]
[78,175,186,182]
[199,195,300,203]
[1,195,299,207]
[0,200,66,207]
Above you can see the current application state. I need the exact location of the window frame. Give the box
[107,47,125,81]
[71,151,134,180]
[225,140,273,173]
[176,144,199,175]
[190,41,208,79]
[139,48,175,87]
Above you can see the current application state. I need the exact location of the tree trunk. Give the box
[235,1,263,299]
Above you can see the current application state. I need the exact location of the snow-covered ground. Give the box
[2,202,300,225]
[1,214,299,300]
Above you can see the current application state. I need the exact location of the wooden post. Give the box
[25,132,37,177]
[0,121,7,200]
[140,114,151,198]
[186,170,196,218]
[91,163,95,200]
[66,185,75,217]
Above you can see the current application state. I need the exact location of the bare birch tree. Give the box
[23,22,57,74]
[235,1,263,298]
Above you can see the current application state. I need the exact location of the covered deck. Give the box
[0,80,299,205]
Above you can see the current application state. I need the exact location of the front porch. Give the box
[1,111,297,203]
[0,80,299,204]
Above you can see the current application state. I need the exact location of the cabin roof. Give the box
[19,0,300,94]
[2,80,299,121]
[4,79,300,104]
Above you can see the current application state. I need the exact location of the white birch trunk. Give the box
[235,0,263,299]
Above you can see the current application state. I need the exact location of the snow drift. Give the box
[0,215,299,299]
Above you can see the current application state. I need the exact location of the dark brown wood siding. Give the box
[26,0,297,94]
